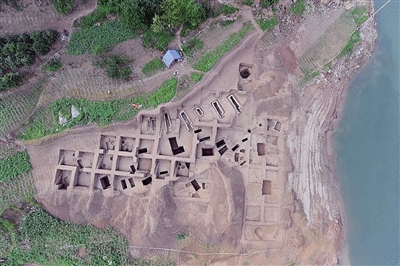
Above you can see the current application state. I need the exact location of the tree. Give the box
[0,72,22,90]
[152,0,206,32]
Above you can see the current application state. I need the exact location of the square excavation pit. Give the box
[264,206,279,222]
[266,170,278,181]
[96,153,113,170]
[196,126,213,141]
[99,135,117,150]
[59,149,76,166]
[266,135,278,146]
[137,139,155,155]
[114,175,135,191]
[156,159,171,179]
[175,161,190,177]
[262,180,272,195]
[116,156,134,172]
[78,151,94,168]
[138,158,152,171]
[119,136,135,152]
[141,115,157,135]
[246,206,261,221]
[54,169,73,190]
[266,153,279,167]
[75,171,91,188]
[94,174,111,190]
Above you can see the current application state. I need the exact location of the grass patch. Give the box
[337,31,361,58]
[49,0,74,15]
[67,20,136,55]
[0,151,31,182]
[193,23,254,72]
[142,31,174,51]
[142,58,165,77]
[4,208,131,265]
[257,16,278,31]
[298,71,319,87]
[19,78,177,140]
[351,7,369,27]
[77,6,108,28]
[219,4,238,15]
[95,54,132,80]
[291,0,305,16]
[182,38,204,57]
[243,0,254,6]
[191,72,203,83]
[42,59,62,72]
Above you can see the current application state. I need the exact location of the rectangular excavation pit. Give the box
[142,176,152,186]
[179,110,193,131]
[218,145,228,155]
[114,175,133,191]
[59,149,76,166]
[99,135,116,150]
[246,206,261,221]
[211,100,225,118]
[163,111,172,134]
[191,179,201,191]
[194,106,204,117]
[94,174,111,190]
[274,121,281,131]
[54,169,73,190]
[216,139,226,148]
[232,144,240,151]
[202,148,214,157]
[194,129,202,134]
[156,159,171,179]
[138,139,155,155]
[75,171,91,188]
[116,156,134,172]
[119,136,135,152]
[262,180,272,195]
[227,94,242,113]
[138,158,152,172]
[175,161,190,177]
[141,115,157,135]
[96,153,113,170]
[77,151,94,168]
[257,143,266,156]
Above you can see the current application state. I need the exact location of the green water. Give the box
[335,0,399,265]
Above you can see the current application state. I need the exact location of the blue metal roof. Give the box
[162,49,182,68]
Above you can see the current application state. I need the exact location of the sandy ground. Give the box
[14,0,379,265]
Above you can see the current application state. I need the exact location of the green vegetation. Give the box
[77,6,108,28]
[20,78,177,140]
[351,7,369,27]
[0,151,31,182]
[67,21,135,55]
[257,16,279,31]
[337,31,361,58]
[298,71,319,87]
[141,31,173,51]
[191,72,203,83]
[0,0,21,10]
[95,54,132,80]
[182,38,204,57]
[0,30,58,74]
[0,72,22,90]
[49,0,74,15]
[219,4,238,15]
[261,0,278,8]
[193,23,254,72]
[3,209,131,265]
[42,59,62,72]
[142,58,165,77]
[0,81,43,137]
[243,0,254,6]
[291,0,306,16]
[177,234,187,240]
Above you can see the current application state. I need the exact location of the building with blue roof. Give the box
[162,49,183,68]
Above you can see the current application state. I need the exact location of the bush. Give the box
[95,54,132,80]
[291,0,305,16]
[218,4,238,15]
[67,21,136,55]
[261,0,278,8]
[257,16,278,31]
[182,38,203,57]
[142,58,165,77]
[191,72,203,83]
[42,59,62,72]
[0,151,31,182]
[49,0,74,15]
[0,72,22,90]
[243,0,254,6]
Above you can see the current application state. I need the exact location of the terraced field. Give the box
[0,83,43,138]
[298,11,357,74]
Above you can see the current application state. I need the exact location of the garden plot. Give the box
[298,11,357,74]
[0,84,42,138]
[39,68,139,104]
[0,172,35,214]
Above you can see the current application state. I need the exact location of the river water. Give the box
[335,0,399,265]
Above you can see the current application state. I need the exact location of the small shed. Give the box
[162,49,182,68]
